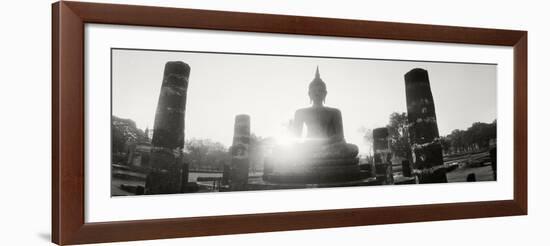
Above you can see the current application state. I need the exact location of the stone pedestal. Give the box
[267,165,363,184]
[262,143,368,184]
[145,61,190,194]
[263,157,364,184]
[404,68,447,183]
[228,114,251,191]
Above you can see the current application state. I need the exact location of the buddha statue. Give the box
[290,67,359,160]
[263,67,363,184]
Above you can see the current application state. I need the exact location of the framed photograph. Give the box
[52,1,527,245]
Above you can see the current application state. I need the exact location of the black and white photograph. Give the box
[3,0,545,245]
[111,48,497,196]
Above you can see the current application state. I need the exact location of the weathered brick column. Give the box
[145,61,190,194]
[373,127,393,184]
[404,68,447,183]
[401,160,412,177]
[228,114,251,191]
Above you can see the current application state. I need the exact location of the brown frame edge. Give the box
[52,1,528,245]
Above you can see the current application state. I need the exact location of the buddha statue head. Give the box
[308,67,327,106]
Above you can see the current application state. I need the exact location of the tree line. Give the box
[183,134,268,172]
[440,120,496,155]
[362,112,496,160]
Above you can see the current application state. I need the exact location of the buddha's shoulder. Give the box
[295,106,341,114]
[323,106,341,113]
[294,108,308,116]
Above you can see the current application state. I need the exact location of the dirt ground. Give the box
[446,165,494,182]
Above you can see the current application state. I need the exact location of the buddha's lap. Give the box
[273,142,358,159]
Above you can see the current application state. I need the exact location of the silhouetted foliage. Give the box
[249,134,268,172]
[184,139,230,171]
[358,126,373,156]
[383,112,496,156]
[443,120,496,154]
[111,116,148,153]
[386,112,412,160]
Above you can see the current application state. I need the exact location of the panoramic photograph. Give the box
[111,48,497,196]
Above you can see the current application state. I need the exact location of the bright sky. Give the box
[112,49,496,155]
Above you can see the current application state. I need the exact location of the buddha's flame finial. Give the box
[315,66,320,79]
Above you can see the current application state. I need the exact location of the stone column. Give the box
[228,114,251,191]
[145,61,190,194]
[401,160,412,177]
[404,68,447,183]
[490,139,497,181]
[373,127,393,184]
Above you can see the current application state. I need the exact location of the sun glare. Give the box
[275,136,301,146]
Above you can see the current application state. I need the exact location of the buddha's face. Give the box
[308,85,327,105]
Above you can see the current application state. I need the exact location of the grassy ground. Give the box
[447,165,494,182]
[111,151,496,196]
[444,150,495,182]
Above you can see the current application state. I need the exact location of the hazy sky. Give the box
[112,49,496,155]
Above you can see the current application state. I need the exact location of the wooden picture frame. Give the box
[52,1,527,245]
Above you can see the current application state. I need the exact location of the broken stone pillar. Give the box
[467,173,477,182]
[373,127,393,184]
[489,138,497,181]
[228,114,251,191]
[404,68,447,183]
[402,160,412,177]
[221,163,230,186]
[145,61,190,194]
[490,148,497,180]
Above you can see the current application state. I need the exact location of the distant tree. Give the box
[444,120,496,154]
[111,116,148,164]
[358,126,373,155]
[112,126,127,154]
[386,112,412,160]
[249,134,268,172]
[358,126,373,144]
[184,139,230,171]
[440,136,451,154]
